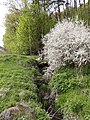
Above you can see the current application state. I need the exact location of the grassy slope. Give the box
[0,54,49,120]
[49,65,90,120]
[0,54,90,119]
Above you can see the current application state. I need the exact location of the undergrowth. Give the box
[49,65,90,120]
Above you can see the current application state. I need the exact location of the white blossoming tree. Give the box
[42,20,90,78]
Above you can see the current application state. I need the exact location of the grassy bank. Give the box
[49,65,90,120]
[0,54,49,120]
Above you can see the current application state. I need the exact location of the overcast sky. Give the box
[0,0,8,46]
[0,0,88,47]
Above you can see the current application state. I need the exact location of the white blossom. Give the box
[42,20,90,78]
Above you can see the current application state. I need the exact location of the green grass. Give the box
[1,53,90,119]
[49,65,90,120]
[0,54,50,120]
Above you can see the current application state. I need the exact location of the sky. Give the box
[0,0,88,47]
[0,0,8,46]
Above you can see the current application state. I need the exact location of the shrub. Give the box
[42,20,90,78]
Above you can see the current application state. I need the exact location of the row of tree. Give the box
[3,0,56,55]
[65,1,90,25]
[3,0,90,55]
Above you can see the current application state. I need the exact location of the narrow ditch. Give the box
[36,60,63,120]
